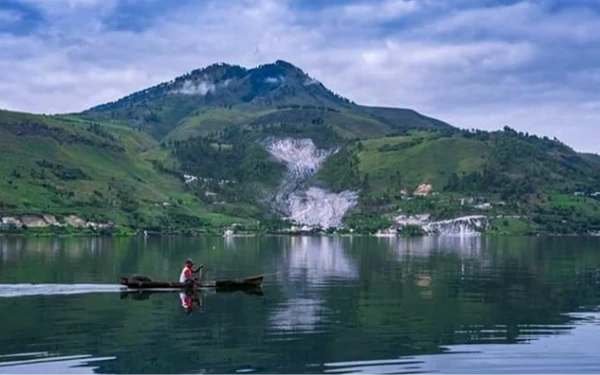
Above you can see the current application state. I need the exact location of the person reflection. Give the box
[179,289,204,315]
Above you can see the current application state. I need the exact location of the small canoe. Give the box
[119,275,263,290]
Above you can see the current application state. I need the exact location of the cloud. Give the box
[421,2,600,44]
[172,77,233,95]
[333,0,425,23]
[174,79,215,96]
[19,0,113,10]
[0,0,598,152]
[264,76,284,84]
[358,41,537,71]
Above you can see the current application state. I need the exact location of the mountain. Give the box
[82,60,452,140]
[1,61,600,235]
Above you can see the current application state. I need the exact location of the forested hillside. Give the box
[0,110,248,233]
[316,127,600,234]
[2,61,600,235]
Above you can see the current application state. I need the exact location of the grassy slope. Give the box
[357,134,489,195]
[0,110,247,228]
[358,106,453,130]
[317,130,600,233]
[147,105,402,142]
[164,108,261,141]
[352,130,600,197]
[90,103,448,143]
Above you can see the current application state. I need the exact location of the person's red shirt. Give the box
[179,266,192,282]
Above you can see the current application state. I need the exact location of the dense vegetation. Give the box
[315,144,362,192]
[0,110,247,233]
[2,61,600,235]
[313,127,600,234]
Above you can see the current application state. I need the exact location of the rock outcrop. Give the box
[42,215,59,226]
[64,215,86,228]
[1,217,22,228]
[264,137,358,229]
[21,215,48,228]
[423,215,490,235]
[393,214,490,236]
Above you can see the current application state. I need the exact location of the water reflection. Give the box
[393,236,485,258]
[281,236,357,283]
[0,237,117,264]
[271,236,356,332]
[179,290,203,314]
[120,289,207,315]
[323,312,600,374]
[270,297,327,332]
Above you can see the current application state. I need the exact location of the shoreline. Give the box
[1,228,599,238]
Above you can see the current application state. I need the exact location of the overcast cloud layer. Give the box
[0,0,598,152]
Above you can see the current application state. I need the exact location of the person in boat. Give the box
[179,258,203,286]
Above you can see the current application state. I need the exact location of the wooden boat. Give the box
[119,275,264,290]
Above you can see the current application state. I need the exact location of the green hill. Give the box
[81,60,451,140]
[350,127,600,196]
[0,110,249,232]
[356,133,489,192]
[315,127,600,234]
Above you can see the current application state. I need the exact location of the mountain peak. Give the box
[183,60,304,83]
[89,60,343,112]
[274,59,303,71]
[84,60,451,139]
[248,60,306,80]
[184,62,246,82]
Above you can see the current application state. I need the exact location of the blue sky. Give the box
[0,0,598,152]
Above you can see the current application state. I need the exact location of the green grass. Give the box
[542,194,600,219]
[490,217,534,235]
[324,110,392,139]
[357,134,489,195]
[164,108,261,141]
[158,106,389,142]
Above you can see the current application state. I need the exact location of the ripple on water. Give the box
[0,352,115,374]
[321,312,600,374]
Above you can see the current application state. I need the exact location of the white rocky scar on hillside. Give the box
[390,214,491,236]
[263,137,358,229]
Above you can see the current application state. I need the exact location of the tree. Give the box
[362,174,370,192]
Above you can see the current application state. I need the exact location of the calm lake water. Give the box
[0,235,599,374]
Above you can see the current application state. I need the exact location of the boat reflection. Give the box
[119,287,264,314]
[180,290,203,314]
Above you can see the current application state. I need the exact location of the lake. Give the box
[0,235,599,374]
